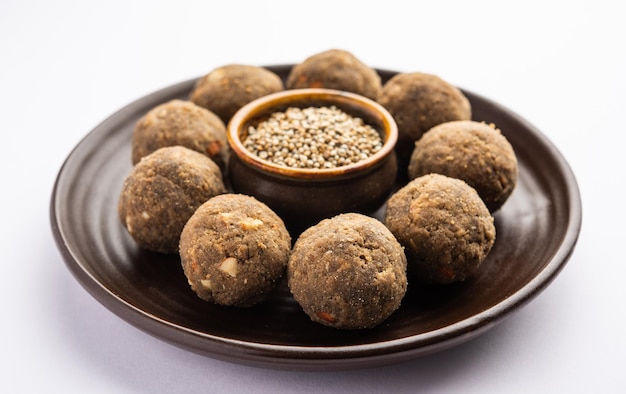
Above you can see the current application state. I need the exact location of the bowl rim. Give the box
[227,88,398,180]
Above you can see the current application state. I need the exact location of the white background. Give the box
[2,0,624,392]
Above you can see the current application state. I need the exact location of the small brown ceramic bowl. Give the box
[227,88,398,233]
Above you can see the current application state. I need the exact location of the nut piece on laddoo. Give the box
[190,64,284,124]
[377,72,471,166]
[131,99,229,171]
[408,120,518,212]
[179,194,291,307]
[118,146,226,254]
[286,49,382,100]
[288,213,407,329]
[384,174,495,285]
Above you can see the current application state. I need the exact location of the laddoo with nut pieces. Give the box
[408,120,518,212]
[131,99,229,170]
[190,64,284,124]
[118,146,226,254]
[377,72,471,166]
[288,213,407,329]
[179,194,291,307]
[384,174,495,285]
[286,49,382,100]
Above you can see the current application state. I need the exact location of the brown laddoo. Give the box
[288,213,407,329]
[118,146,226,254]
[377,72,471,166]
[408,120,518,212]
[286,49,382,100]
[190,64,284,124]
[179,194,291,307]
[131,99,229,170]
[384,174,495,285]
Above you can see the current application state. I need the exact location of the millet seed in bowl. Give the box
[242,105,383,169]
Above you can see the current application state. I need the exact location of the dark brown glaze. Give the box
[51,66,582,370]
[227,88,398,235]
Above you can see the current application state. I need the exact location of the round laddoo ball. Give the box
[377,72,471,166]
[384,174,495,285]
[190,64,284,124]
[286,49,382,100]
[179,194,291,307]
[408,120,518,212]
[131,99,229,171]
[288,213,407,329]
[118,146,226,254]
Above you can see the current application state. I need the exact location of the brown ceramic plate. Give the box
[50,65,581,371]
